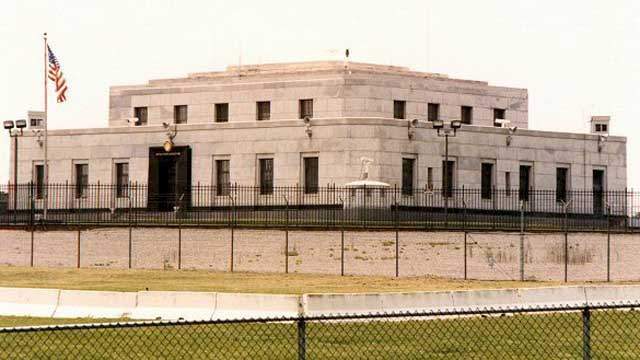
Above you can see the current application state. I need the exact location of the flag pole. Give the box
[43,32,49,221]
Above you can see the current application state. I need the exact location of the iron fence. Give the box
[1,183,638,231]
[1,303,639,359]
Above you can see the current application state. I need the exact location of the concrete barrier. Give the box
[451,288,520,310]
[53,290,137,318]
[0,287,60,317]
[584,285,640,305]
[130,291,217,321]
[516,287,587,308]
[214,293,301,319]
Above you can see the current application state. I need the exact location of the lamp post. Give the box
[4,119,27,223]
[431,119,462,227]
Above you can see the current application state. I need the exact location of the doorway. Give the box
[592,169,605,215]
[148,146,192,211]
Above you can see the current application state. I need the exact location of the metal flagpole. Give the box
[43,32,49,221]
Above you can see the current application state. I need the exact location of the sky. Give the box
[1,0,639,188]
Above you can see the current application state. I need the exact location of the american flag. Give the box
[47,45,68,103]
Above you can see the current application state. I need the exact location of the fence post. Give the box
[395,199,399,278]
[297,317,307,360]
[76,229,81,269]
[582,307,591,360]
[30,229,34,267]
[340,196,345,277]
[520,200,525,281]
[284,195,289,274]
[178,221,182,270]
[607,203,611,282]
[229,194,235,273]
[563,200,570,283]
[128,227,133,269]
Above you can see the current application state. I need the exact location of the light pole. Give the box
[431,119,462,227]
[4,119,27,223]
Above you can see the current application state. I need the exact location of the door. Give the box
[593,169,605,215]
[148,146,192,211]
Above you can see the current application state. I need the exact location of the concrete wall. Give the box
[0,228,638,282]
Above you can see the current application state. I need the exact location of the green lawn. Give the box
[0,310,637,359]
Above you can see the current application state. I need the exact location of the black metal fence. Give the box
[1,183,639,231]
[1,303,639,359]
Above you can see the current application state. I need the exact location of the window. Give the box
[394,100,406,119]
[34,165,44,199]
[215,103,229,123]
[601,124,608,132]
[481,163,494,200]
[216,160,230,196]
[303,157,319,194]
[461,106,473,125]
[299,99,313,119]
[115,163,129,198]
[493,108,506,127]
[428,103,439,122]
[30,118,43,127]
[75,163,89,199]
[519,165,532,201]
[134,107,148,126]
[556,167,569,203]
[442,160,455,197]
[505,172,511,197]
[259,158,274,194]
[401,158,415,195]
[427,167,434,190]
[595,124,602,132]
[256,101,271,121]
[174,105,187,124]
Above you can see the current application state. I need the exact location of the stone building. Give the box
[10,61,626,212]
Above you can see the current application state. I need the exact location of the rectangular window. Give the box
[216,160,230,196]
[30,118,43,127]
[34,165,44,199]
[401,158,415,195]
[556,167,569,203]
[394,100,406,119]
[134,107,148,126]
[256,101,271,121]
[481,163,494,200]
[595,124,602,132]
[174,105,187,124]
[215,103,229,123]
[303,157,319,194]
[493,108,506,127]
[461,106,473,125]
[601,124,608,132]
[299,99,313,119]
[75,163,89,199]
[115,163,129,198]
[519,165,532,201]
[442,160,455,197]
[505,171,511,197]
[259,158,274,195]
[427,167,433,190]
[428,103,439,122]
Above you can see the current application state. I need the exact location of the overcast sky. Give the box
[1,0,639,188]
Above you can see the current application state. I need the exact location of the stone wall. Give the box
[0,228,638,282]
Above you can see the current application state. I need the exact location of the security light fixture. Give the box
[431,119,444,130]
[15,119,27,129]
[450,120,462,129]
[3,120,14,130]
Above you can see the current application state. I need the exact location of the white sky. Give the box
[1,0,639,188]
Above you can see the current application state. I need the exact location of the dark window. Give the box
[34,165,44,199]
[259,158,274,194]
[427,167,433,190]
[216,160,230,196]
[401,158,415,195]
[303,157,319,194]
[519,165,532,201]
[394,100,406,119]
[493,108,506,127]
[428,103,439,122]
[174,105,187,124]
[215,103,229,123]
[595,124,602,132]
[505,172,511,197]
[442,160,455,197]
[481,163,494,199]
[461,106,473,124]
[601,124,608,132]
[257,101,271,121]
[299,99,313,119]
[30,118,43,127]
[134,107,148,126]
[75,164,89,199]
[556,167,569,203]
[115,163,129,198]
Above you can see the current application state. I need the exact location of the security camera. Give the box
[509,126,518,134]
[409,119,419,127]
[162,122,170,128]
[302,116,311,124]
[303,116,312,138]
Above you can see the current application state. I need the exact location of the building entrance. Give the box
[148,146,191,211]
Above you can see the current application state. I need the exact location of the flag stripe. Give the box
[47,45,68,103]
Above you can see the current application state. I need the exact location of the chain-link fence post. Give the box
[582,307,591,360]
[229,194,235,273]
[284,195,289,274]
[297,317,307,360]
[562,200,571,283]
[339,196,345,277]
[395,199,399,278]
[606,203,611,282]
[520,200,525,281]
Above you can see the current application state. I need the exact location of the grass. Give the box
[0,266,626,294]
[0,310,638,358]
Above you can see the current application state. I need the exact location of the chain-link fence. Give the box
[1,303,639,359]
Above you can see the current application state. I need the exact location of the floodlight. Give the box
[431,119,444,130]
[15,119,27,129]
[3,120,14,130]
[450,120,462,129]
[409,119,419,127]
